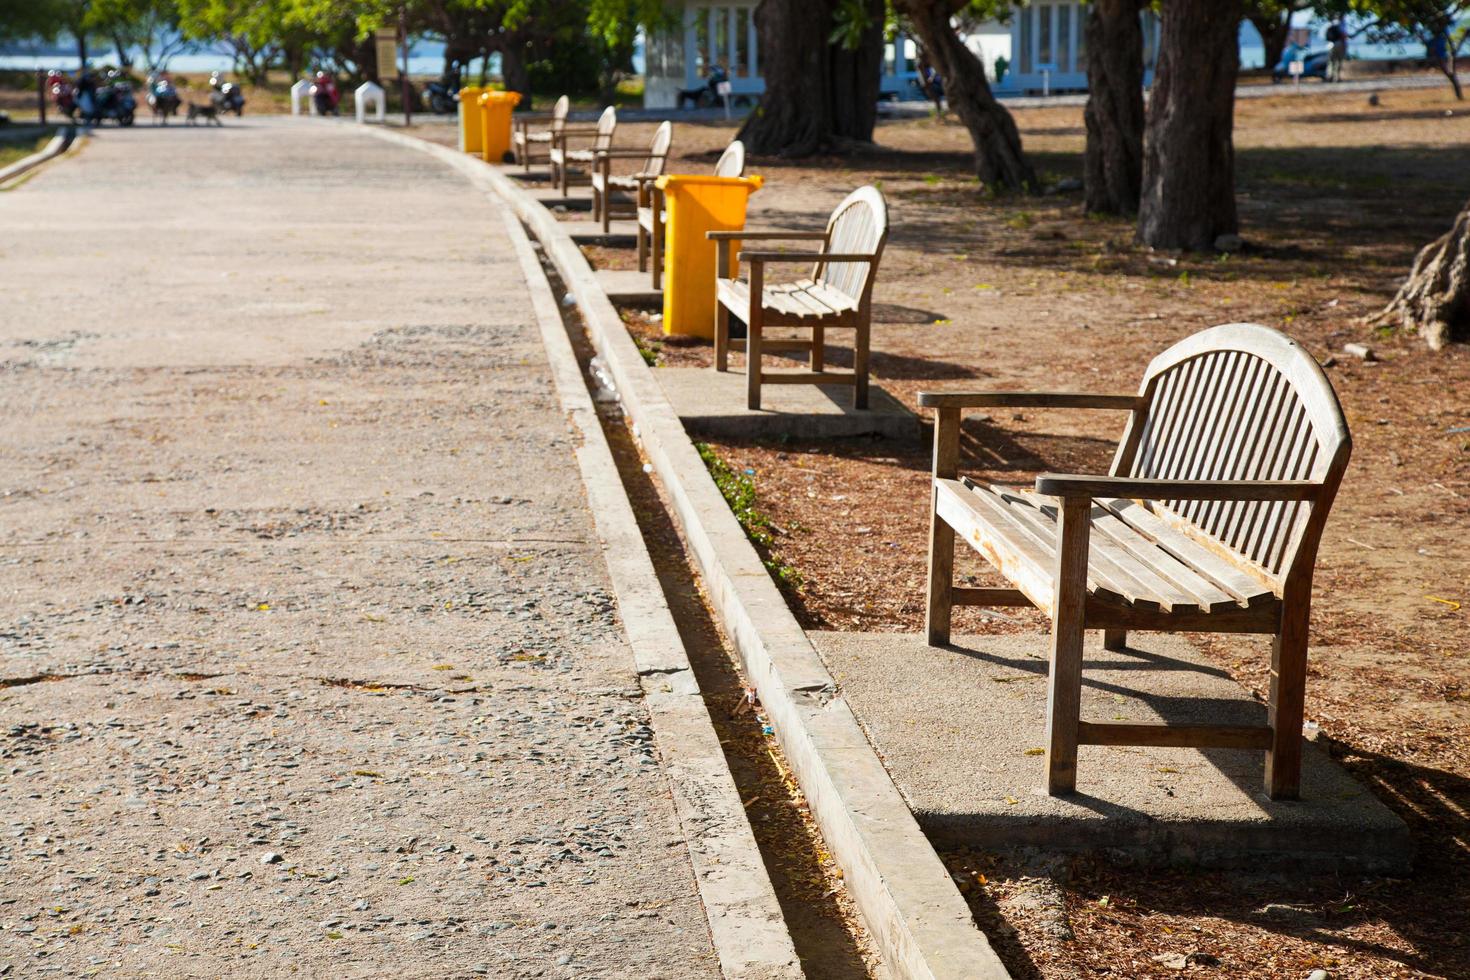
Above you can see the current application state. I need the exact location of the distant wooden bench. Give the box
[638,140,746,289]
[709,186,888,411]
[511,94,569,173]
[590,120,672,232]
[548,106,616,197]
[920,323,1352,801]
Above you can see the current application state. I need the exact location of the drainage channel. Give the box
[532,241,883,979]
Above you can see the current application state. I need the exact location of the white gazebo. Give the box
[643,1,925,109]
[1003,2,1160,94]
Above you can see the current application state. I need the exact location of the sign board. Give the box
[1289,60,1305,77]
[375,28,399,79]
[715,80,732,97]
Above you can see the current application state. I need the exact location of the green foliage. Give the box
[695,443,804,590]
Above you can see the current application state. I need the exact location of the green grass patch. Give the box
[0,129,55,170]
[695,442,803,589]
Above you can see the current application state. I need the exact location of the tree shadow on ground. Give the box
[1055,739,1470,977]
[736,141,1467,290]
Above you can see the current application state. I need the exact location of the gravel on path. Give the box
[0,117,720,978]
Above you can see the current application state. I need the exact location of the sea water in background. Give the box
[0,38,456,76]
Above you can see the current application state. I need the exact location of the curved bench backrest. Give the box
[550,94,570,132]
[713,140,746,178]
[592,106,617,151]
[816,185,888,306]
[641,120,673,176]
[1112,323,1351,590]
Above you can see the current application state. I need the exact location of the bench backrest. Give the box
[640,120,673,176]
[590,105,617,151]
[550,95,570,132]
[1112,323,1351,592]
[713,140,746,178]
[816,185,888,304]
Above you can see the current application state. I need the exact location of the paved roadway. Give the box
[0,117,719,977]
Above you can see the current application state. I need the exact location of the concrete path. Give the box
[0,118,719,977]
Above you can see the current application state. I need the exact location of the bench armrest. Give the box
[594,149,660,159]
[707,230,827,241]
[918,391,1142,410]
[739,251,874,263]
[1034,474,1321,502]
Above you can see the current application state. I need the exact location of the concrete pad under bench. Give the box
[566,220,639,245]
[810,630,1413,873]
[655,366,920,442]
[528,186,592,210]
[596,269,661,305]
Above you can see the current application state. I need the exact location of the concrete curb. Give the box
[497,194,802,980]
[363,126,802,978]
[366,127,1011,980]
[0,124,78,187]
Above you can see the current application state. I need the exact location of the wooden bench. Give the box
[548,106,616,198]
[919,323,1352,801]
[709,186,888,411]
[638,140,745,289]
[590,120,672,231]
[511,94,569,173]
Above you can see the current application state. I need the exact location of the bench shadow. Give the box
[1061,741,1470,976]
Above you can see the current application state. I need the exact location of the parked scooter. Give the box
[420,75,459,115]
[46,70,77,118]
[147,71,181,124]
[209,71,246,115]
[76,70,137,127]
[310,71,341,116]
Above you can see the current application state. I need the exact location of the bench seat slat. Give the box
[980,487,1165,611]
[937,480,1279,619]
[1095,497,1277,606]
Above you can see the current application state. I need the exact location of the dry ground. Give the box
[590,88,1469,978]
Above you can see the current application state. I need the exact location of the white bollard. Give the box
[290,78,312,116]
[355,81,385,125]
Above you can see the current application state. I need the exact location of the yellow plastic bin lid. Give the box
[655,174,764,191]
[478,90,522,106]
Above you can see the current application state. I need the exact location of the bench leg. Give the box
[746,321,763,410]
[925,502,955,646]
[810,325,825,373]
[637,224,648,273]
[853,317,870,410]
[1103,629,1127,651]
[651,219,664,290]
[1046,497,1089,796]
[715,302,730,372]
[1265,603,1309,800]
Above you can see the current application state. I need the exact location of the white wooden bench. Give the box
[548,106,616,197]
[638,140,745,289]
[511,94,569,173]
[708,186,888,411]
[590,120,672,232]
[920,323,1352,801]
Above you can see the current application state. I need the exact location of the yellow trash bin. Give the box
[479,90,522,164]
[458,86,485,154]
[656,174,764,339]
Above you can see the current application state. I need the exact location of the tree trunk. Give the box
[75,27,88,70]
[738,0,836,156]
[899,0,1037,193]
[1435,53,1463,100]
[1248,12,1290,71]
[499,39,532,110]
[1375,196,1470,349]
[828,0,884,142]
[1083,0,1145,214]
[1137,0,1241,250]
